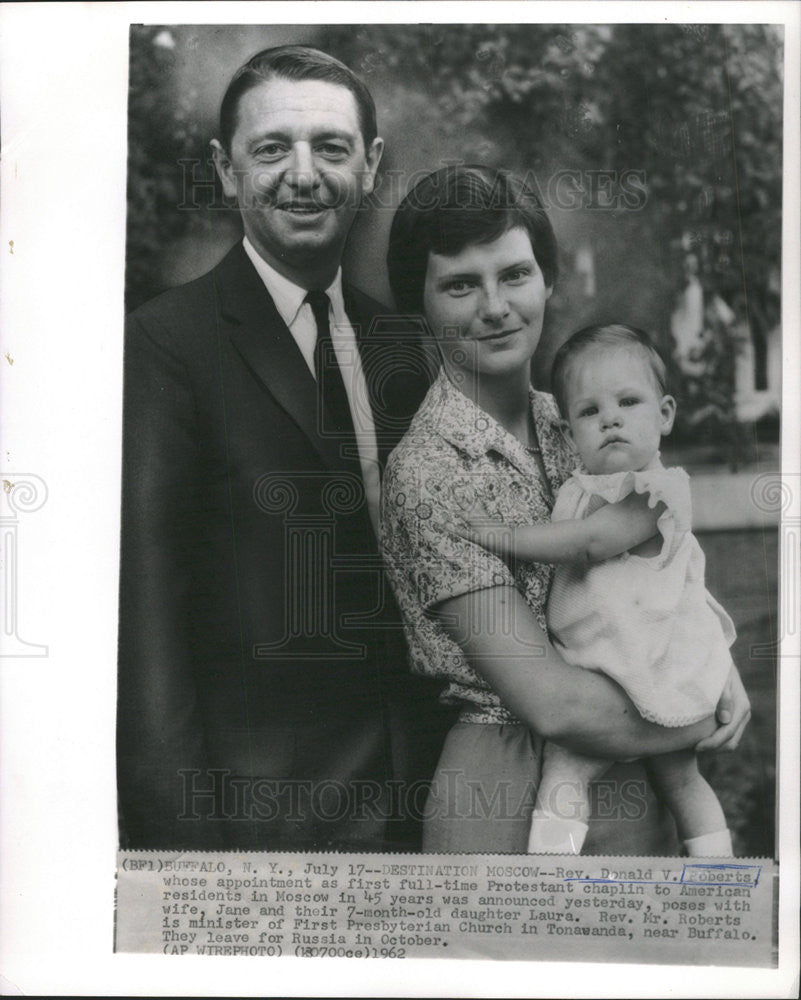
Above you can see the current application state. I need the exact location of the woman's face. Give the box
[422,226,552,384]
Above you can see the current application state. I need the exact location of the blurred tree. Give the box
[323,23,783,422]
[673,303,750,470]
[126,25,206,311]
[591,24,782,349]
[126,22,783,375]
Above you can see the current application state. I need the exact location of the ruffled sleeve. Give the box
[571,466,692,568]
[550,475,590,523]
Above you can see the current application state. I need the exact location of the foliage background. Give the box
[127,23,782,383]
[125,22,781,857]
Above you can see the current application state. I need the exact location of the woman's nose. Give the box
[479,284,509,322]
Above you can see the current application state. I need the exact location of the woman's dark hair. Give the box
[387,165,558,315]
[550,323,669,417]
[219,45,377,151]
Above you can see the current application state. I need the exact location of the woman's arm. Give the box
[464,491,663,565]
[435,585,750,758]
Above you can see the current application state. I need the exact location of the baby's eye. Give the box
[578,405,598,418]
[620,397,641,407]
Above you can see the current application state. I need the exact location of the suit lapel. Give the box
[213,244,345,470]
[213,244,427,474]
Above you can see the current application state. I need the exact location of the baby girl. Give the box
[465,324,736,857]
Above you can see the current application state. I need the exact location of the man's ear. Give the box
[660,394,677,436]
[211,139,237,201]
[361,137,384,195]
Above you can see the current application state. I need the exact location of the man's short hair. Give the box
[386,165,558,316]
[219,44,378,151]
[550,323,669,417]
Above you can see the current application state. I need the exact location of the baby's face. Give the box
[563,347,676,475]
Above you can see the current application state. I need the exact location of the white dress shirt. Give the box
[242,237,382,534]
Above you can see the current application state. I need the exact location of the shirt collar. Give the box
[242,236,344,327]
[428,367,564,470]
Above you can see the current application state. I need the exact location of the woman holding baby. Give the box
[380,165,750,855]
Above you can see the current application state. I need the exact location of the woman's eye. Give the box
[503,268,530,282]
[446,281,474,295]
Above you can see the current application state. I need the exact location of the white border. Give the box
[0,2,798,996]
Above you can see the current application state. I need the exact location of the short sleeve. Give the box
[571,466,692,567]
[381,449,516,613]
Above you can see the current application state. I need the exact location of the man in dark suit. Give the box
[117,46,448,851]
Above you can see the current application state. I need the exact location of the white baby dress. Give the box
[546,466,736,727]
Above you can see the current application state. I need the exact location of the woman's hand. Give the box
[695,663,751,753]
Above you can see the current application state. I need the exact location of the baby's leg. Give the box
[645,749,732,857]
[528,741,610,854]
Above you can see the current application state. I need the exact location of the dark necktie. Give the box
[306,290,357,447]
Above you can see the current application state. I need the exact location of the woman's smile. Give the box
[476,326,522,342]
[423,226,552,386]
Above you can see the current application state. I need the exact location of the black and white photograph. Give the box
[120,21,777,858]
[0,2,798,996]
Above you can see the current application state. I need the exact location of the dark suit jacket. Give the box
[117,242,451,851]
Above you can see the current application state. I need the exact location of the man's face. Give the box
[212,77,383,281]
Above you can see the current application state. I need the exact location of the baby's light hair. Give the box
[550,323,668,417]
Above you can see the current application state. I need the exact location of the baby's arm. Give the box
[466,491,665,565]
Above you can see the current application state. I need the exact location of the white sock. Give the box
[683,828,734,857]
[528,816,589,855]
